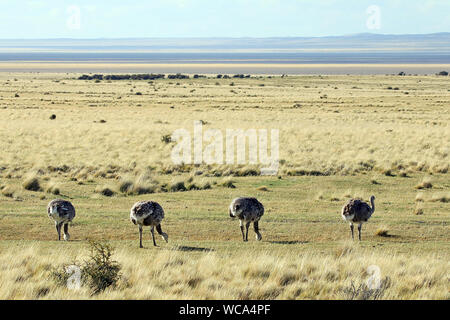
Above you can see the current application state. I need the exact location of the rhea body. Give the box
[47,199,76,241]
[130,201,168,248]
[229,197,264,242]
[341,195,376,241]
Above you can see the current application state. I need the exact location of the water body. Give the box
[0,51,449,64]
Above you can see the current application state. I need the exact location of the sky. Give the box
[0,0,449,38]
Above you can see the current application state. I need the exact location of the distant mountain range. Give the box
[1,33,449,51]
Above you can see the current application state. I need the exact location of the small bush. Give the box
[220,178,236,189]
[46,181,61,195]
[375,227,390,237]
[170,181,186,192]
[415,193,424,202]
[1,185,15,198]
[429,194,450,203]
[83,241,122,294]
[95,185,115,197]
[415,178,432,189]
[342,279,391,300]
[200,181,212,190]
[118,179,134,193]
[46,186,60,195]
[161,134,172,144]
[382,169,395,177]
[51,241,121,295]
[23,176,42,191]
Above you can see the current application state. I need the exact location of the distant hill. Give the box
[1,33,449,51]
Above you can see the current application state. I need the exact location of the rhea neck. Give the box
[370,196,375,214]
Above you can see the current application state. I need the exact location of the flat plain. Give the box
[0,71,448,299]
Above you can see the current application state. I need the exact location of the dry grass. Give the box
[45,181,61,195]
[429,193,450,203]
[0,242,448,300]
[1,185,16,198]
[22,175,42,192]
[0,74,448,181]
[0,73,448,300]
[415,177,433,190]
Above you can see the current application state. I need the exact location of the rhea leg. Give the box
[239,220,245,241]
[55,222,62,241]
[245,221,251,242]
[139,225,143,248]
[150,226,157,247]
[358,224,362,241]
[350,223,354,240]
[254,221,262,241]
[156,224,168,243]
[63,223,70,241]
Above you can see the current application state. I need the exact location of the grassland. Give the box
[0,72,448,299]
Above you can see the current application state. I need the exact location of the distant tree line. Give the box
[77,73,253,81]
[78,74,166,80]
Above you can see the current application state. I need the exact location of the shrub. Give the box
[220,178,236,189]
[23,176,42,191]
[95,185,115,197]
[46,182,61,195]
[82,241,122,294]
[342,279,391,300]
[118,179,134,193]
[51,241,121,295]
[200,181,212,190]
[415,178,432,189]
[429,194,450,203]
[375,227,390,237]
[161,134,172,144]
[170,181,186,192]
[1,185,15,198]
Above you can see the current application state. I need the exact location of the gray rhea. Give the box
[341,195,376,241]
[47,199,76,241]
[229,197,264,242]
[130,201,168,248]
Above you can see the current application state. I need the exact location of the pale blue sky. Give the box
[0,0,449,38]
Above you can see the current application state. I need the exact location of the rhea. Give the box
[130,201,168,248]
[229,197,264,242]
[47,199,76,241]
[341,195,376,241]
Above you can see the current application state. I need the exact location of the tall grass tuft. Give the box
[46,181,61,195]
[95,185,116,197]
[415,177,432,189]
[22,175,42,192]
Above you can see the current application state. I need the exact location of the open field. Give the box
[1,62,450,74]
[0,72,448,299]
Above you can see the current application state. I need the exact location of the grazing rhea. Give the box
[341,195,376,241]
[130,201,168,248]
[47,199,76,241]
[229,197,264,242]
